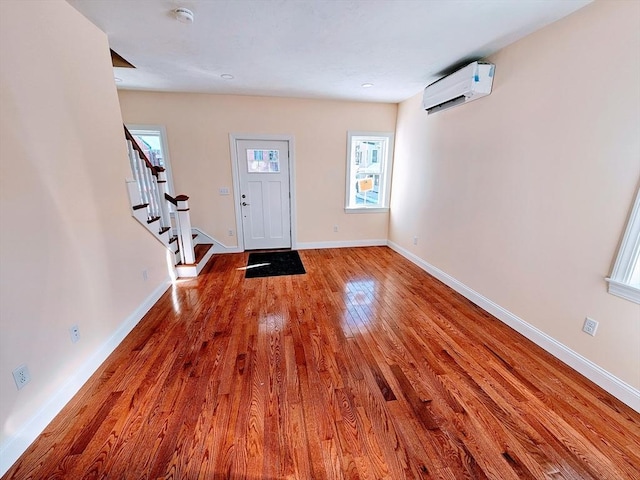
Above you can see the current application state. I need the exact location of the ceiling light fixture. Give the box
[220,74,234,80]
[173,7,194,24]
[361,83,374,88]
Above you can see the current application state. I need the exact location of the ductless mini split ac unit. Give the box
[423,61,495,114]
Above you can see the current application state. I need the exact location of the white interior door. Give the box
[236,139,291,250]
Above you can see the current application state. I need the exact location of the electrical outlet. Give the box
[333,225,339,232]
[142,269,148,281]
[413,236,418,245]
[583,317,598,336]
[12,364,31,390]
[69,324,81,343]
[227,229,234,237]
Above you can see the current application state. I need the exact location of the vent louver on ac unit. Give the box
[423,61,495,114]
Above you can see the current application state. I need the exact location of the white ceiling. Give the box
[67,0,592,103]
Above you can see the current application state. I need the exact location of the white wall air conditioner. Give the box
[423,61,495,114]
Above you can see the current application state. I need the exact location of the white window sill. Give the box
[345,207,389,214]
[606,278,640,304]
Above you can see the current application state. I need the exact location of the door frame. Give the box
[229,133,297,251]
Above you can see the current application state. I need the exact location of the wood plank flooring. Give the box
[4,247,639,479]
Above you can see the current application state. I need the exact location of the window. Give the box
[247,149,280,173]
[127,125,175,196]
[607,189,640,303]
[345,132,394,212]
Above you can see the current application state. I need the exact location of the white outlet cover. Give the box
[583,317,599,336]
[69,325,81,343]
[12,364,31,390]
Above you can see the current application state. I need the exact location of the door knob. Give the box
[242,202,250,206]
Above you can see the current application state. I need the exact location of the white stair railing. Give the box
[126,140,147,207]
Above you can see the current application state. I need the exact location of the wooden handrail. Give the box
[123,125,165,176]
[164,193,189,206]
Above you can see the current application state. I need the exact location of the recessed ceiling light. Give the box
[114,77,123,83]
[174,7,194,24]
[220,74,234,80]
[361,83,374,88]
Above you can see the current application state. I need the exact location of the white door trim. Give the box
[229,133,297,251]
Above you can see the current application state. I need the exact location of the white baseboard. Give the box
[387,241,640,412]
[296,239,388,250]
[191,227,214,245]
[194,228,243,253]
[200,236,388,254]
[212,243,242,253]
[0,278,172,477]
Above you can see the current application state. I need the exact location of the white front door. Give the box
[236,139,291,250]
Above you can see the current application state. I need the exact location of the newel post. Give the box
[175,195,195,265]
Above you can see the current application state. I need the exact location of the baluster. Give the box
[156,169,171,230]
[147,169,158,218]
[127,141,147,207]
[135,152,151,210]
[141,159,157,219]
[149,171,162,221]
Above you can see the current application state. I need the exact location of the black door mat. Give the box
[245,250,306,278]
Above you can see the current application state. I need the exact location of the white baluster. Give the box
[156,170,171,230]
[127,141,147,206]
[149,170,162,221]
[141,159,157,219]
[135,151,150,209]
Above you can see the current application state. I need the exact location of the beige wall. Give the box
[117,92,397,246]
[0,0,168,451]
[390,0,640,388]
[1,4,636,472]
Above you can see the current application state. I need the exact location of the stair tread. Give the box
[132,203,149,211]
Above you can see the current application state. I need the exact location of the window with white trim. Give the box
[607,189,640,303]
[127,124,175,196]
[345,132,394,212]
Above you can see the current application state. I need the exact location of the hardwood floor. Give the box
[4,247,639,479]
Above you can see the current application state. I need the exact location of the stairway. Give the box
[123,125,214,277]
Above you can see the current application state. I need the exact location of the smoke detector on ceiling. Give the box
[173,7,194,24]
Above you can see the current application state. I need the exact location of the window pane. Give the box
[247,149,280,173]
[355,174,380,205]
[133,133,164,168]
[346,134,393,208]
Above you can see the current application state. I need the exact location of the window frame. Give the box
[607,188,640,304]
[126,124,175,197]
[344,131,394,213]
